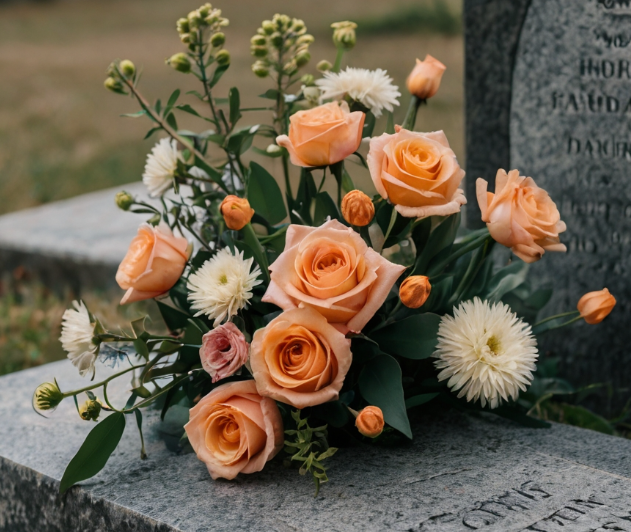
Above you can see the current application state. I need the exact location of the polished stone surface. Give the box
[3,360,631,531]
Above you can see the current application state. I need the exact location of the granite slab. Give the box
[2,360,631,531]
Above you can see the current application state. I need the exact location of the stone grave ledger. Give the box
[5,362,631,531]
[466,0,631,413]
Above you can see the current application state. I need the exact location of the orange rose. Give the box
[355,406,384,438]
[406,55,446,100]
[184,380,283,480]
[341,190,375,227]
[578,288,616,325]
[399,275,431,309]
[368,128,466,219]
[220,195,255,231]
[115,223,190,304]
[477,169,567,263]
[276,101,365,168]
[262,219,405,333]
[250,307,352,408]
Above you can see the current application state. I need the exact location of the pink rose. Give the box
[200,322,249,383]
[262,219,406,333]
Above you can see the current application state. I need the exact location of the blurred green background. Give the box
[0,0,463,375]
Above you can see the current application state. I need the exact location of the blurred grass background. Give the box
[0,0,463,375]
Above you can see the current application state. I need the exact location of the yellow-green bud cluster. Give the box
[167,52,192,73]
[115,191,134,211]
[176,3,229,53]
[103,60,136,95]
[33,381,64,412]
[79,397,103,422]
[317,59,332,72]
[250,14,313,79]
[331,21,357,50]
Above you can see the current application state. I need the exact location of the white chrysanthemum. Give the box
[187,248,262,327]
[60,301,99,378]
[316,67,401,118]
[142,138,179,197]
[434,298,538,409]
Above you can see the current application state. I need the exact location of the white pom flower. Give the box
[434,298,538,409]
[187,248,263,327]
[142,138,179,197]
[316,67,401,118]
[60,301,99,378]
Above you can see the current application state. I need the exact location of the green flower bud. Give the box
[274,14,291,30]
[283,60,298,76]
[79,398,102,422]
[270,32,283,48]
[104,77,125,94]
[295,51,310,68]
[331,21,357,50]
[205,14,219,26]
[115,191,134,211]
[215,49,230,66]
[33,382,64,412]
[188,10,203,29]
[296,34,314,46]
[252,61,269,78]
[251,35,267,46]
[198,3,211,18]
[176,17,190,34]
[317,59,332,72]
[167,53,192,73]
[210,32,225,47]
[292,19,306,33]
[119,59,135,77]
[300,73,315,86]
[251,45,268,58]
[180,33,191,44]
[266,144,283,156]
[261,20,275,35]
[218,17,229,27]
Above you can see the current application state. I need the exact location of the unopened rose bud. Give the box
[399,275,432,309]
[79,397,102,422]
[252,61,270,78]
[406,55,446,100]
[266,144,283,156]
[119,59,135,77]
[33,381,64,412]
[167,52,192,73]
[210,32,225,47]
[331,21,357,50]
[341,190,375,227]
[295,51,310,67]
[578,288,616,324]
[115,191,134,211]
[317,59,332,72]
[215,49,230,66]
[104,77,125,94]
[355,406,384,438]
[261,20,275,35]
[220,195,255,230]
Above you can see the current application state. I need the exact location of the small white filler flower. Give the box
[316,67,401,118]
[60,301,100,378]
[142,137,179,197]
[434,298,538,409]
[187,248,262,327]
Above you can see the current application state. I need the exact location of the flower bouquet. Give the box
[33,4,617,495]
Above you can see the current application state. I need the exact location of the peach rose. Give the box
[200,322,249,383]
[116,224,190,304]
[184,380,283,480]
[368,128,466,219]
[355,406,384,438]
[276,101,365,168]
[220,195,254,231]
[250,307,352,408]
[578,288,616,325]
[262,219,405,333]
[477,169,567,263]
[406,55,446,100]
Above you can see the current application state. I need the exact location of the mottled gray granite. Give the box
[510,0,631,413]
[3,361,631,531]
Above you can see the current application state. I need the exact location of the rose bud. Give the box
[355,406,384,438]
[341,190,375,227]
[578,288,616,325]
[399,275,431,309]
[200,322,249,383]
[406,55,446,100]
[220,195,255,230]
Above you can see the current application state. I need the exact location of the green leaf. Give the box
[121,110,147,118]
[193,156,228,193]
[209,64,229,88]
[483,261,529,302]
[176,104,203,118]
[539,403,614,435]
[133,338,149,359]
[164,89,180,116]
[405,393,439,409]
[314,192,341,226]
[242,223,270,282]
[310,400,350,428]
[157,301,191,332]
[247,162,287,224]
[414,213,460,275]
[362,111,376,138]
[166,112,178,131]
[341,168,355,193]
[59,413,126,494]
[259,88,280,100]
[385,111,395,134]
[228,87,241,125]
[143,126,161,140]
[370,314,441,360]
[292,169,316,225]
[359,354,412,438]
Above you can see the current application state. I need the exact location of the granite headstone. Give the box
[465,0,630,413]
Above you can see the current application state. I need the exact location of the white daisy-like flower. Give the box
[142,137,179,197]
[187,248,263,327]
[60,301,99,378]
[316,67,401,118]
[434,298,538,409]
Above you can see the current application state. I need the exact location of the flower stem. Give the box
[401,96,425,131]
[60,364,145,399]
[332,48,345,73]
[533,311,580,328]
